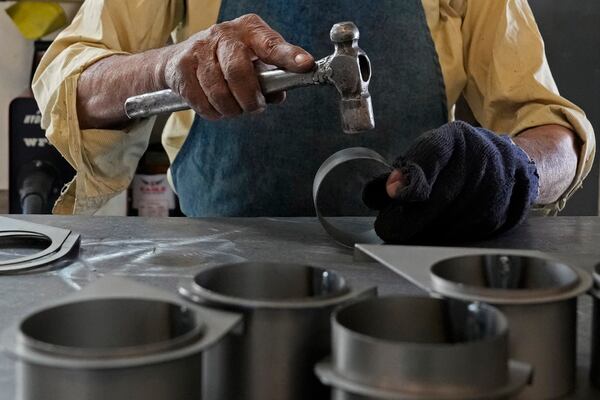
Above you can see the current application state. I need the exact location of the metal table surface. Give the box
[0,215,599,399]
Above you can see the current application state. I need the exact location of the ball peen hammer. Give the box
[124,22,374,134]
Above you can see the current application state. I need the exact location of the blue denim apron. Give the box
[172,0,447,217]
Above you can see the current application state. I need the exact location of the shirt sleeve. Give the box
[460,0,596,213]
[32,0,183,215]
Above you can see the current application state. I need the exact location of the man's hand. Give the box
[160,14,314,120]
[77,14,313,129]
[363,121,541,244]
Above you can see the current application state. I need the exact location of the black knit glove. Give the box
[363,121,540,244]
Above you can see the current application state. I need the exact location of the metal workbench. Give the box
[1,215,599,399]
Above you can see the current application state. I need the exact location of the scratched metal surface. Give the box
[0,215,599,399]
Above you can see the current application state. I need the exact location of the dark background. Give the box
[530,0,600,215]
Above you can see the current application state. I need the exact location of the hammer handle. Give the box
[125,69,319,119]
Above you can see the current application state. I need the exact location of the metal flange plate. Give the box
[0,217,81,274]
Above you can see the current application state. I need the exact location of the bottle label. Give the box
[131,174,176,217]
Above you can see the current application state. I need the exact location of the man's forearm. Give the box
[76,48,172,130]
[76,14,314,131]
[513,124,580,204]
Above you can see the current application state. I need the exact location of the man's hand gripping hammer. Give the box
[124,22,374,134]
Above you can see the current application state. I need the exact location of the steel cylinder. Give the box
[15,298,205,400]
[430,254,590,400]
[3,277,240,400]
[315,296,531,399]
[17,352,204,400]
[499,300,577,398]
[179,261,375,400]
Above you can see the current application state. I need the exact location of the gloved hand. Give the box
[363,121,539,244]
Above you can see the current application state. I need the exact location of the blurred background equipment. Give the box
[4,1,68,40]
[8,41,74,214]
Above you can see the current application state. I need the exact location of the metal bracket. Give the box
[0,217,80,273]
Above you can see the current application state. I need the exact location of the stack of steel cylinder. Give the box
[3,256,600,400]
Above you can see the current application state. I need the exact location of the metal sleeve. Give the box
[313,147,391,248]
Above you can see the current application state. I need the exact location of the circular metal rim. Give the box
[430,255,580,299]
[2,277,243,371]
[179,262,359,310]
[429,255,593,305]
[594,263,600,287]
[0,232,80,274]
[5,305,218,370]
[333,296,509,349]
[330,297,512,396]
[0,232,52,264]
[315,359,532,400]
[0,224,69,267]
[313,147,390,248]
[17,297,206,360]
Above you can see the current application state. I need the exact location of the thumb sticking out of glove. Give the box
[363,121,540,244]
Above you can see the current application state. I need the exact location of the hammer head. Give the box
[328,22,374,134]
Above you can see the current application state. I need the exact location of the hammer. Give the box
[124,21,374,134]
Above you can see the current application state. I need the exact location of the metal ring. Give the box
[0,232,80,274]
[430,253,592,305]
[4,277,242,370]
[0,217,70,266]
[313,147,391,248]
[315,296,532,399]
[0,217,81,274]
[315,360,532,400]
[178,262,376,310]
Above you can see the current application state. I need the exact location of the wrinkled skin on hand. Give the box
[162,14,315,120]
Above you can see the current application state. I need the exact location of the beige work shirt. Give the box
[33,0,596,215]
